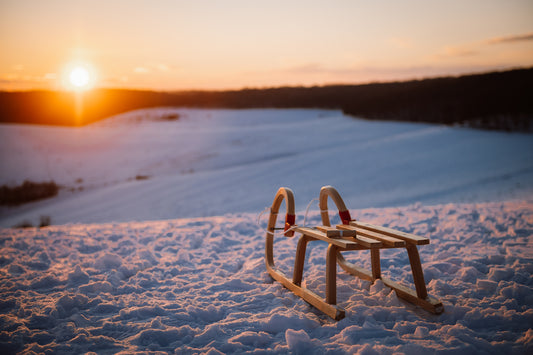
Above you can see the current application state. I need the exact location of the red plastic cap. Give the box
[339,210,352,225]
[284,213,296,236]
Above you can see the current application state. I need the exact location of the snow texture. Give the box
[1,202,532,354]
[1,109,533,353]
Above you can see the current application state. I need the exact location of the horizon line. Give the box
[1,66,530,94]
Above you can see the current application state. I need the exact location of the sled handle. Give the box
[267,187,296,237]
[319,185,352,226]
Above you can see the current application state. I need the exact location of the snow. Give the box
[1,108,532,226]
[1,108,533,353]
[1,202,532,353]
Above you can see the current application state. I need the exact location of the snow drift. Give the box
[1,201,532,353]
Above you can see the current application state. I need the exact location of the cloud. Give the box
[0,72,58,89]
[442,46,479,57]
[250,62,516,87]
[0,73,55,84]
[487,32,533,45]
[101,76,129,85]
[280,63,451,79]
[154,63,169,72]
[134,63,172,74]
[285,63,325,74]
[134,67,150,74]
[436,31,533,59]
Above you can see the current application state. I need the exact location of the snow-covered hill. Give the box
[1,108,532,227]
[1,109,532,353]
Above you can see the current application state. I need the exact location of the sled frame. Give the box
[265,186,444,321]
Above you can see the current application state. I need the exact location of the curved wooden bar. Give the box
[265,187,295,273]
[319,185,352,226]
[267,187,296,237]
[319,185,365,284]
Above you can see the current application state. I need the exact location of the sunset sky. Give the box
[1,0,532,91]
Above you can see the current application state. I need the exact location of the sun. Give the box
[62,61,96,91]
[69,66,90,89]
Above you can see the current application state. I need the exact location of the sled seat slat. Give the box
[350,221,429,245]
[337,225,405,247]
[315,225,356,238]
[349,234,382,249]
[294,227,361,250]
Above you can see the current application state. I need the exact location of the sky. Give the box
[0,0,532,91]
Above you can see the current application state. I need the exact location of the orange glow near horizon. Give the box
[0,1,532,91]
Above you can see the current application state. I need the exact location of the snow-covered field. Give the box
[1,108,532,227]
[1,109,533,354]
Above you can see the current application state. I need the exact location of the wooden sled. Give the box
[265,186,444,321]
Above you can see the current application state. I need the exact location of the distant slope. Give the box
[1,108,532,227]
[0,68,532,131]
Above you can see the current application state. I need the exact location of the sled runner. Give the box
[264,186,444,320]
